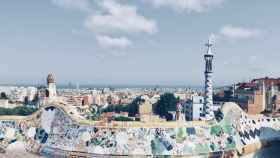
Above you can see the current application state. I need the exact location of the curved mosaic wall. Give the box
[0,103,280,157]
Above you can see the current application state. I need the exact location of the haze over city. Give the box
[1,0,280,86]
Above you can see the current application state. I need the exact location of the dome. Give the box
[47,73,55,84]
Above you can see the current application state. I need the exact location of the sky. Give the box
[0,0,280,86]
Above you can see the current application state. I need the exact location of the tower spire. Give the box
[203,36,214,120]
[206,37,213,55]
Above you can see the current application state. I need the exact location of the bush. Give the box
[113,116,133,121]
[0,106,38,116]
[101,104,129,113]
[0,92,8,99]
[154,93,179,118]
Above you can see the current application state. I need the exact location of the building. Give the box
[246,82,266,114]
[82,95,90,106]
[139,96,153,122]
[0,99,9,108]
[175,103,185,121]
[229,77,280,114]
[184,94,204,121]
[251,77,280,87]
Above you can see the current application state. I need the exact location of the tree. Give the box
[107,95,113,105]
[88,106,101,120]
[0,92,8,99]
[114,116,133,121]
[101,104,128,113]
[24,96,29,105]
[154,93,179,118]
[32,94,39,104]
[101,105,114,113]
[14,106,37,115]
[128,97,144,117]
[165,113,174,121]
[100,97,144,117]
[0,106,37,116]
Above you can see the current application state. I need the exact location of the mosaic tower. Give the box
[47,73,57,100]
[203,38,214,120]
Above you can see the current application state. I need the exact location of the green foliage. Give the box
[106,95,113,105]
[101,104,128,113]
[128,97,144,117]
[100,97,144,117]
[154,93,179,117]
[116,104,129,113]
[0,106,38,116]
[88,108,100,121]
[113,116,133,121]
[24,96,29,105]
[0,92,8,99]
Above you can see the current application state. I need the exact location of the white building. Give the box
[184,94,204,121]
[0,86,37,103]
[26,87,37,101]
[0,99,9,108]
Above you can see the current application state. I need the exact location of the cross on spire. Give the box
[205,37,213,55]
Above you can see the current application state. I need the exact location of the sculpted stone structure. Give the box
[0,102,279,157]
[204,38,215,120]
[46,73,57,100]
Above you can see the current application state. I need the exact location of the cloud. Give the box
[51,0,90,11]
[249,55,257,63]
[52,0,157,55]
[85,0,158,34]
[96,35,132,49]
[143,0,224,12]
[220,25,262,39]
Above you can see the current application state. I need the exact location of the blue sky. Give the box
[0,0,280,86]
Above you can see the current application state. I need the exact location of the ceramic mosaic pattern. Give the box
[0,103,280,156]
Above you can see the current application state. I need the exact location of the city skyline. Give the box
[1,0,280,85]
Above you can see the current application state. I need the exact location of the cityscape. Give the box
[1,0,280,158]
